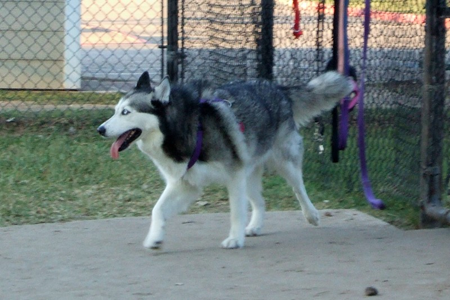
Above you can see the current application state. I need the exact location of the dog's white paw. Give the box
[303,207,320,226]
[143,231,164,250]
[143,238,164,250]
[221,237,244,249]
[245,226,262,237]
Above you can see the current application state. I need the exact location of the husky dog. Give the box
[97,71,352,249]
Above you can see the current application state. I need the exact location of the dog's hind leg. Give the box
[246,165,265,236]
[272,135,320,226]
[222,169,248,249]
[143,181,201,249]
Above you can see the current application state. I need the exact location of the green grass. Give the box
[316,0,425,14]
[0,109,422,229]
[0,90,122,105]
[353,0,425,14]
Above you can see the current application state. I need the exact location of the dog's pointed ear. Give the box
[154,76,171,103]
[136,71,151,89]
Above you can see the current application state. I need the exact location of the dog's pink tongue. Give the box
[110,133,128,159]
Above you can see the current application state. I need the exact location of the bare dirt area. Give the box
[1,210,449,299]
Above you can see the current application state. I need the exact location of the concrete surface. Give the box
[1,210,450,299]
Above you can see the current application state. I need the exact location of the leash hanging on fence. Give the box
[330,0,353,161]
[292,0,303,38]
[357,0,385,209]
[331,0,385,209]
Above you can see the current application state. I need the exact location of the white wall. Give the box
[0,0,81,89]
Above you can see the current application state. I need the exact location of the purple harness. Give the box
[186,117,203,170]
[187,98,235,170]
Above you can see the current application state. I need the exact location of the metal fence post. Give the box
[420,0,449,227]
[257,0,274,80]
[167,0,179,82]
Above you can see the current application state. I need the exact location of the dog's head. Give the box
[97,71,171,159]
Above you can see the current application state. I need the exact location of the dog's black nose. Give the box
[97,126,106,136]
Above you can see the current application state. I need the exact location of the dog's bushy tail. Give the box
[289,71,353,127]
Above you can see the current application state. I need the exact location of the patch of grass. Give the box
[315,0,425,14]
[0,90,122,105]
[353,0,425,14]
[0,110,160,225]
[0,109,423,229]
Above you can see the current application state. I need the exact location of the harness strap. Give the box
[187,98,243,170]
[187,120,203,170]
[186,98,211,170]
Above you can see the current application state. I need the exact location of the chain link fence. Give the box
[179,0,427,209]
[1,0,448,220]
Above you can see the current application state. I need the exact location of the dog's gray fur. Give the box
[97,71,353,249]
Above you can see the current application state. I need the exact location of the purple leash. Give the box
[357,0,385,209]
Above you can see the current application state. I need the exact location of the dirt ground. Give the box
[1,210,450,300]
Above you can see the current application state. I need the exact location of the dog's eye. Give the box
[121,109,130,115]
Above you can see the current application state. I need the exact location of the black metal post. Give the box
[420,0,447,227]
[167,0,179,82]
[257,0,274,80]
[160,0,165,78]
[316,0,326,75]
[330,0,340,163]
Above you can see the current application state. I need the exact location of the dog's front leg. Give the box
[143,181,201,249]
[221,170,248,249]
